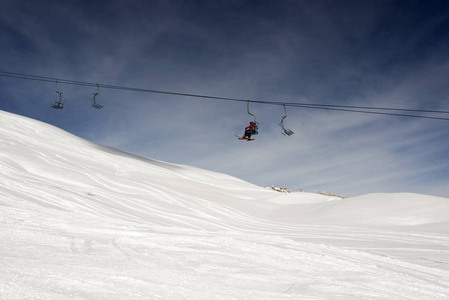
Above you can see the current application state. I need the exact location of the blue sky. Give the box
[1,0,449,197]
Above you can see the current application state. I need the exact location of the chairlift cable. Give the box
[287,104,449,121]
[1,70,449,121]
[282,101,449,114]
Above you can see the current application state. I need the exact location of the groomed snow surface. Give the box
[0,110,448,299]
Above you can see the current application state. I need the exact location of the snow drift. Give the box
[1,110,448,299]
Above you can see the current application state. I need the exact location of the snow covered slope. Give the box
[1,110,448,299]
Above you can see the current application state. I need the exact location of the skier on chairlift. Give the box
[244,121,258,140]
[236,101,259,141]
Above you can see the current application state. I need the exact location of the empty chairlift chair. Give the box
[51,81,65,109]
[91,84,103,109]
[279,105,294,136]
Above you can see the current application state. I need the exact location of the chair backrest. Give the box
[252,122,259,135]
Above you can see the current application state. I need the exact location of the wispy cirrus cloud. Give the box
[1,0,448,197]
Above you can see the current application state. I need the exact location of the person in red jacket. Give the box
[244,122,257,140]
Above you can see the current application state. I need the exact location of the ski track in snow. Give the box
[1,110,449,299]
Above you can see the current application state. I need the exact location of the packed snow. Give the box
[0,110,448,299]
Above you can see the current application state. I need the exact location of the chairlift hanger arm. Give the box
[93,84,100,97]
[92,84,100,101]
[280,104,287,126]
[54,81,62,95]
[247,100,257,123]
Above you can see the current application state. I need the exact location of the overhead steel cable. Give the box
[0,71,250,102]
[281,101,449,114]
[284,103,449,121]
[1,70,449,121]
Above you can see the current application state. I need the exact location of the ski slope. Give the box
[0,110,448,299]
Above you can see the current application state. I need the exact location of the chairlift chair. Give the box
[51,81,66,109]
[91,84,103,109]
[236,101,259,140]
[279,105,294,136]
